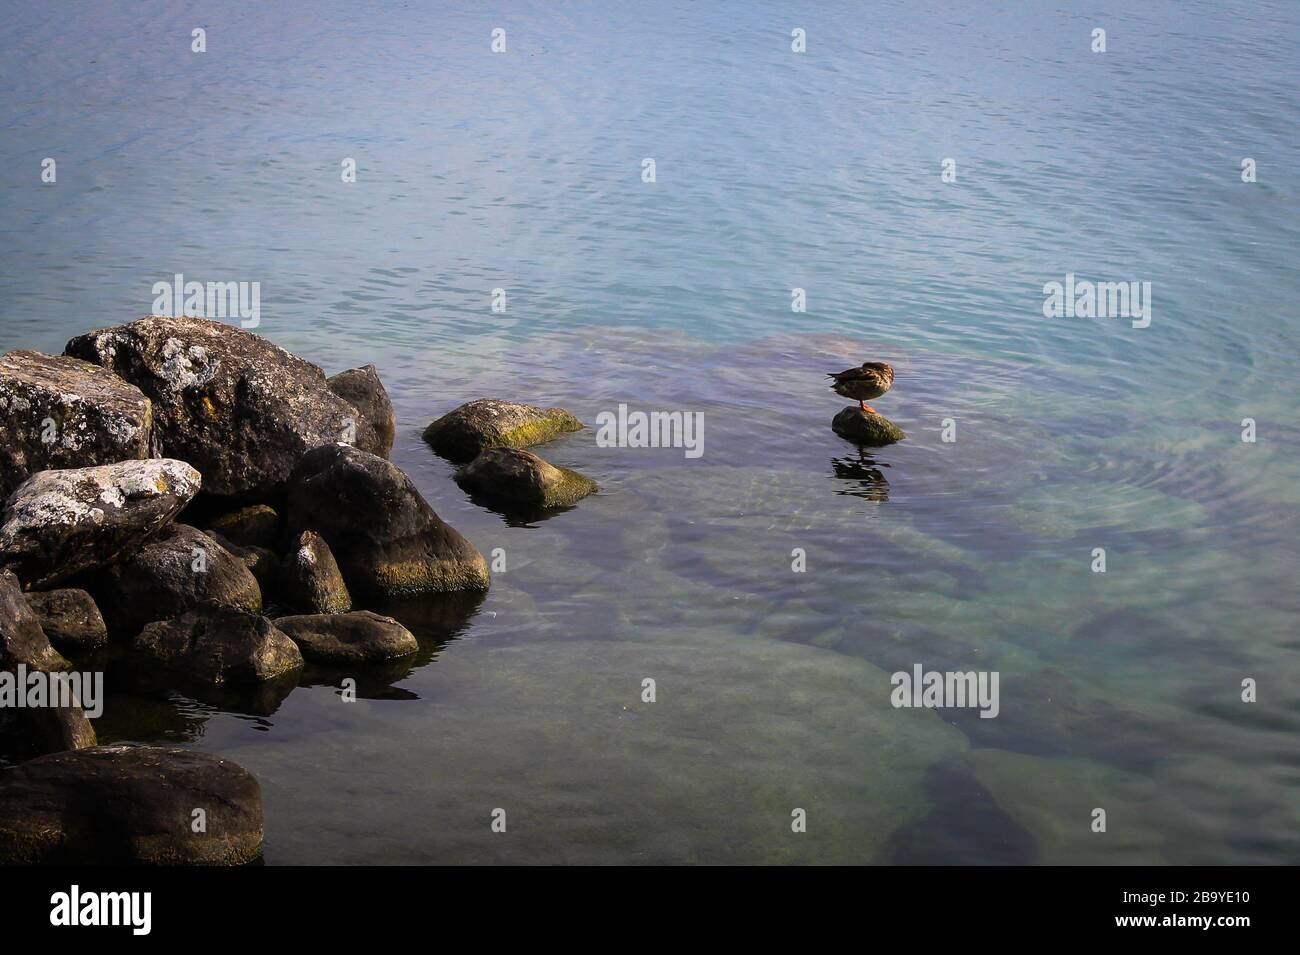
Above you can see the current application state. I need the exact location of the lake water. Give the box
[1,1,1298,863]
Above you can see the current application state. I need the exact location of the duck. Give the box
[827,361,894,413]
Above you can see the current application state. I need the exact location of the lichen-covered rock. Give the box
[275,610,417,664]
[0,745,263,865]
[422,398,582,463]
[92,524,261,638]
[0,458,200,589]
[206,531,280,596]
[327,364,396,459]
[0,570,69,671]
[65,315,361,499]
[0,350,155,500]
[456,448,597,510]
[132,604,302,686]
[286,444,489,596]
[22,588,107,654]
[205,504,279,550]
[280,530,351,614]
[832,407,906,446]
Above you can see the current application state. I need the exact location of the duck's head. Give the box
[862,361,894,381]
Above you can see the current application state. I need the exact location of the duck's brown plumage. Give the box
[827,362,894,411]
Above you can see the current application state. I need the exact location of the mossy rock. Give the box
[423,398,583,463]
[832,407,905,446]
[456,448,598,510]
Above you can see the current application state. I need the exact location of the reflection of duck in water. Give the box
[827,361,894,413]
[831,449,890,502]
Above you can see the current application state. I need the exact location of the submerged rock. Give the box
[65,315,361,499]
[0,458,200,589]
[286,444,489,596]
[0,350,156,500]
[422,398,582,463]
[205,503,279,551]
[831,407,906,446]
[22,588,108,654]
[280,530,351,614]
[0,571,69,671]
[327,363,396,459]
[276,610,417,664]
[133,603,302,686]
[92,524,261,638]
[0,745,263,865]
[456,448,597,510]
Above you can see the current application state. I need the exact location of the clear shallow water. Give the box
[2,1,1298,863]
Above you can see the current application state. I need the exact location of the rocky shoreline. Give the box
[0,315,594,864]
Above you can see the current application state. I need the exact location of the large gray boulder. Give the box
[0,745,263,864]
[133,604,302,686]
[456,447,597,510]
[0,349,155,500]
[275,610,417,664]
[65,315,361,499]
[286,444,489,596]
[22,588,108,654]
[327,363,396,458]
[422,398,582,463]
[0,458,200,589]
[92,524,261,638]
[0,570,69,671]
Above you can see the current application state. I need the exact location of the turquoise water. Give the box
[2,1,1298,863]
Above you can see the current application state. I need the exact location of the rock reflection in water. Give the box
[830,450,891,502]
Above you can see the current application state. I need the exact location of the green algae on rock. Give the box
[456,447,597,511]
[423,398,583,463]
[832,406,905,446]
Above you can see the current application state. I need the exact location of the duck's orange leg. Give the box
[860,402,876,413]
